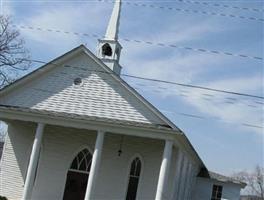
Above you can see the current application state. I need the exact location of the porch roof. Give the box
[0,104,208,172]
[0,104,178,133]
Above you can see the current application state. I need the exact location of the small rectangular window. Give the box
[211,185,223,200]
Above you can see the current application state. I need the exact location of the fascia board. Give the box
[0,108,179,141]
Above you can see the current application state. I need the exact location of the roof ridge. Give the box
[0,44,180,131]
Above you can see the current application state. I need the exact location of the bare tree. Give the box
[233,166,264,199]
[0,15,31,87]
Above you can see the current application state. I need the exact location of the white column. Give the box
[171,150,184,200]
[184,163,193,200]
[22,123,45,200]
[155,140,173,200]
[186,170,195,200]
[187,168,198,200]
[84,130,105,200]
[178,156,188,200]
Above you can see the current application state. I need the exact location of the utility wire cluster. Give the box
[98,0,264,22]
[161,110,263,130]
[130,82,263,108]
[8,1,263,130]
[175,0,264,13]
[28,58,264,100]
[16,59,263,130]
[13,25,263,61]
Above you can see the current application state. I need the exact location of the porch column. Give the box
[181,159,191,200]
[84,130,105,200]
[184,162,193,200]
[186,169,195,200]
[155,140,173,200]
[178,156,188,200]
[171,150,184,200]
[22,123,45,200]
[187,168,198,200]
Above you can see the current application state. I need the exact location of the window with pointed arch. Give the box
[126,157,142,200]
[63,148,92,200]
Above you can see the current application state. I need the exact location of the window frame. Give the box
[60,145,92,200]
[211,184,223,200]
[124,154,144,200]
[68,148,92,174]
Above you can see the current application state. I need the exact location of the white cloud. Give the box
[164,75,263,135]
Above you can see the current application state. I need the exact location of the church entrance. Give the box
[63,149,92,200]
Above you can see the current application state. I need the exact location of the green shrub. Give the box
[0,196,7,200]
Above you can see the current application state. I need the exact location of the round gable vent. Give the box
[74,77,82,85]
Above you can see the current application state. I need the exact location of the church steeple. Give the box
[105,0,121,40]
[97,0,122,75]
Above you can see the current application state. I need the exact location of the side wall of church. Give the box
[0,121,198,200]
[192,177,242,200]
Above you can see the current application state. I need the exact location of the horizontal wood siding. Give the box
[1,122,198,200]
[0,122,35,200]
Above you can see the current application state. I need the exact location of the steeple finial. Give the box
[105,0,121,40]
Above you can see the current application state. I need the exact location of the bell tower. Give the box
[97,0,122,75]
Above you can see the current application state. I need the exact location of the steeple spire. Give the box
[105,0,121,40]
[97,0,123,76]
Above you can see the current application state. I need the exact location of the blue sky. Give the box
[1,0,263,176]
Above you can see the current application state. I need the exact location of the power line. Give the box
[123,74,264,100]
[24,59,264,130]
[13,25,263,61]
[27,58,264,100]
[98,0,264,22]
[132,83,263,108]
[175,0,264,13]
[161,109,263,130]
[6,0,263,13]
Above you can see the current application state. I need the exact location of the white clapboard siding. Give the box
[0,52,165,125]
[0,122,198,200]
[0,121,193,200]
[0,123,35,200]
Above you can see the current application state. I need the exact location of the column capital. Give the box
[36,123,45,129]
[97,130,105,134]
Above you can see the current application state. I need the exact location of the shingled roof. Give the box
[209,171,247,187]
[0,45,178,130]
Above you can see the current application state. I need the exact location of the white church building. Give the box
[0,1,245,200]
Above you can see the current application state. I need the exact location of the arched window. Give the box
[126,157,142,200]
[63,148,92,200]
[69,148,92,173]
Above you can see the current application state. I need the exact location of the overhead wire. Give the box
[123,74,264,100]
[97,0,264,22]
[11,59,262,130]
[27,58,264,100]
[160,109,263,130]
[7,0,264,13]
[12,24,263,61]
[175,0,264,13]
[131,83,263,108]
